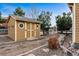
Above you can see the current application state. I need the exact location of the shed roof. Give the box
[68,3,73,6]
[8,15,41,24]
[68,3,73,12]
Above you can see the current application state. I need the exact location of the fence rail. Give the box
[0,29,8,34]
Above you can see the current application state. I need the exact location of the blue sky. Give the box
[0,3,71,26]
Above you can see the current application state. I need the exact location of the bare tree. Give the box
[26,7,40,19]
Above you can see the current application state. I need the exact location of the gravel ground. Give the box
[62,34,79,56]
[0,36,13,42]
[23,34,72,56]
[25,45,65,56]
[63,34,72,48]
[0,34,50,56]
[0,34,73,56]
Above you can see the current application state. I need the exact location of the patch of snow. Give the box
[42,48,49,53]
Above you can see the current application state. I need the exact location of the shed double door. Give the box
[25,23,40,39]
[26,23,36,38]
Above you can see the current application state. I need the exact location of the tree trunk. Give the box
[43,30,45,35]
[61,30,63,34]
[66,30,67,36]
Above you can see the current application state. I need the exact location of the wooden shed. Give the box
[7,15,40,41]
[68,3,79,48]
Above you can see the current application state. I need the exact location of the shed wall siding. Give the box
[8,17,15,40]
[75,3,79,43]
[8,17,40,41]
[16,21,25,41]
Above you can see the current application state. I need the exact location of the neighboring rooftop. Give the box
[0,17,8,23]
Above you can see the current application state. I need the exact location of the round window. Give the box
[18,23,24,29]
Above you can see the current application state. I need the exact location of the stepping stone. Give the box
[42,48,49,53]
[27,53,35,56]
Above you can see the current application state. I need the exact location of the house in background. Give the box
[68,3,79,48]
[7,15,40,42]
[0,17,8,29]
[0,17,8,34]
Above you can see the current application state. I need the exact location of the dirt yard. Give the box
[0,34,73,56]
[0,35,49,56]
[23,45,65,56]
[22,34,72,56]
[0,35,13,43]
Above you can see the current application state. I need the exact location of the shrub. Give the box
[48,36,60,49]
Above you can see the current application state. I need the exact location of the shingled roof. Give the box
[68,3,73,12]
[8,15,41,24]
